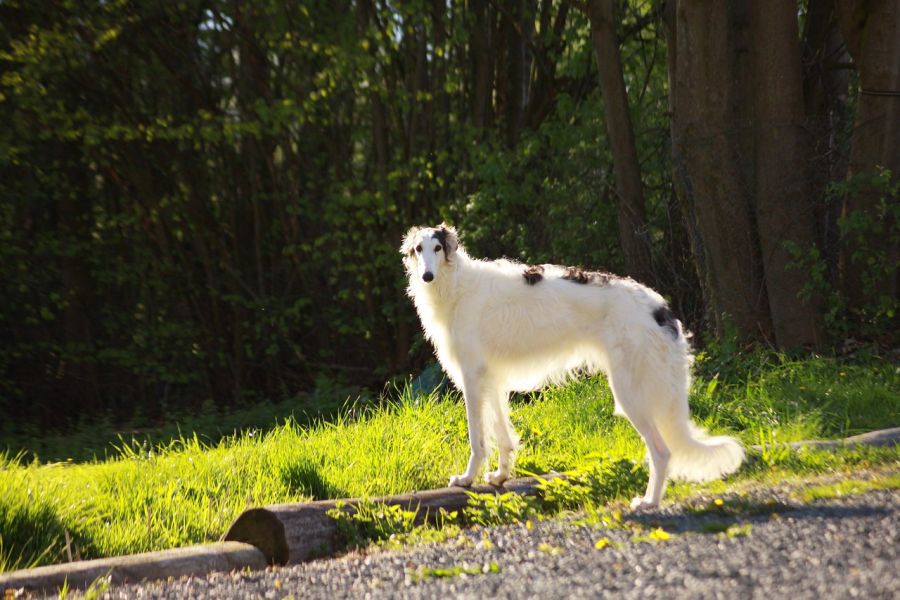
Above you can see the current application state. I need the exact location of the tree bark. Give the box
[802,0,851,278]
[750,0,825,348]
[587,0,653,285]
[835,0,900,306]
[470,0,494,131]
[668,0,772,339]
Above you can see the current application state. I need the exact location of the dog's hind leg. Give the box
[486,391,519,486]
[625,413,670,510]
[607,373,671,509]
[448,369,490,488]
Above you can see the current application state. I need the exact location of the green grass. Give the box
[796,474,900,502]
[412,561,501,580]
[1,352,898,572]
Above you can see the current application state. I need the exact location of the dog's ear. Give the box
[437,223,459,257]
[400,226,422,256]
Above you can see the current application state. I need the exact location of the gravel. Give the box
[86,482,899,599]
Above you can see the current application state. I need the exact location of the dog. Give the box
[401,223,744,509]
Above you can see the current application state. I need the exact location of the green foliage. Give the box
[82,574,112,600]
[787,168,900,341]
[324,458,647,550]
[534,459,647,512]
[462,491,536,527]
[755,427,793,470]
[326,499,418,550]
[0,0,688,431]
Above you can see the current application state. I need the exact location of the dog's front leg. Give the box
[449,375,487,487]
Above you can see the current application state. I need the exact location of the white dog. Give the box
[401,224,744,509]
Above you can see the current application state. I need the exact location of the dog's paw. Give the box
[485,469,509,487]
[448,474,475,488]
[630,496,659,511]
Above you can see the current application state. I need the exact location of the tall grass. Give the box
[1,353,898,572]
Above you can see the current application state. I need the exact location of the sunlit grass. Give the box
[796,474,900,503]
[1,353,898,572]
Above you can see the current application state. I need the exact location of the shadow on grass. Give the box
[279,458,349,501]
[0,499,73,572]
[0,393,352,465]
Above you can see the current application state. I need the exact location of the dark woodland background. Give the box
[0,0,897,432]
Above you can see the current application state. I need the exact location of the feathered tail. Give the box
[658,419,745,482]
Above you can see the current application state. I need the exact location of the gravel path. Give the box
[94,481,898,600]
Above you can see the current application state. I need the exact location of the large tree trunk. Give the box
[668,0,772,339]
[750,0,825,348]
[663,0,713,322]
[469,0,494,131]
[586,0,653,285]
[836,0,900,307]
[802,0,852,282]
[503,0,527,147]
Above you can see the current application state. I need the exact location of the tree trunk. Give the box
[802,0,851,281]
[470,0,494,131]
[586,0,653,285]
[59,180,100,417]
[750,0,825,348]
[504,0,527,147]
[663,0,714,320]
[668,0,772,339]
[836,0,900,306]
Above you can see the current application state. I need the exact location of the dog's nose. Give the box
[422,272,434,283]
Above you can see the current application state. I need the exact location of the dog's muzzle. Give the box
[422,272,434,283]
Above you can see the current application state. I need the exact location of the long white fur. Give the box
[401,224,744,509]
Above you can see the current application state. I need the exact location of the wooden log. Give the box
[751,427,900,452]
[0,541,266,595]
[223,473,564,565]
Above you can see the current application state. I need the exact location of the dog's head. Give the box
[401,223,459,284]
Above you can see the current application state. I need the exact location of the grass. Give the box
[795,473,900,502]
[412,561,501,580]
[0,352,898,572]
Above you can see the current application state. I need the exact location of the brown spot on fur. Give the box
[433,228,448,249]
[432,227,457,262]
[561,266,612,286]
[653,305,680,339]
[523,265,544,285]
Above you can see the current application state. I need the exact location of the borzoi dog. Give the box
[402,223,744,509]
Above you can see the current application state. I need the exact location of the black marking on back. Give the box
[652,305,680,339]
[561,266,613,286]
[523,265,544,285]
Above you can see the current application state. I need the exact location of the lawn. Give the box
[1,351,898,572]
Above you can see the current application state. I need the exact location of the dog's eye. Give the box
[415,245,422,253]
[435,245,442,252]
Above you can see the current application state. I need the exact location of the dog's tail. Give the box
[658,418,745,482]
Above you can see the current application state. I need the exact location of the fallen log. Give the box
[751,426,900,452]
[222,474,564,565]
[0,541,266,595]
